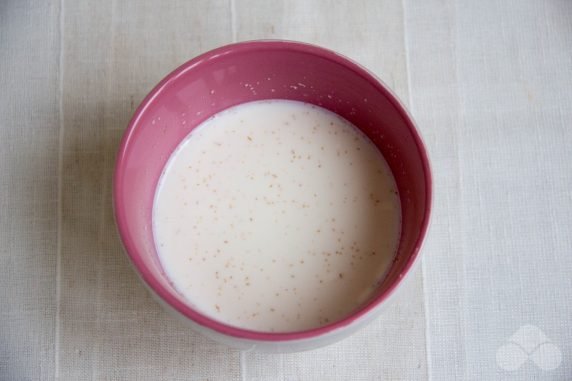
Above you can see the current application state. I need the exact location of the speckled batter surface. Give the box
[153,100,401,332]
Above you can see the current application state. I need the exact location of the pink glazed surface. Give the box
[113,40,432,342]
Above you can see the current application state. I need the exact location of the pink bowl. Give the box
[113,40,432,351]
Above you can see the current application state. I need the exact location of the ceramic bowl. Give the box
[113,40,432,352]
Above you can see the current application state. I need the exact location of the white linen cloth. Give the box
[1,0,570,379]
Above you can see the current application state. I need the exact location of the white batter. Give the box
[153,100,401,332]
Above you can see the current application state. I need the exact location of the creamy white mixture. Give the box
[153,100,401,332]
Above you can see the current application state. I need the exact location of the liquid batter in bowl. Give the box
[153,100,401,332]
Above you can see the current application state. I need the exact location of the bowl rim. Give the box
[113,39,433,342]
